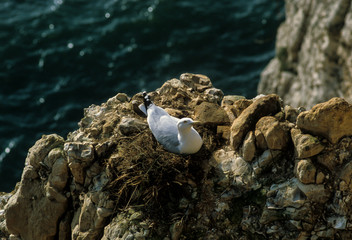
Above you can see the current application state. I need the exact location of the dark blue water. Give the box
[0,0,284,192]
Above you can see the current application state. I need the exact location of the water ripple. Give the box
[0,0,284,192]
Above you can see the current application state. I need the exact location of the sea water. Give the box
[0,0,284,191]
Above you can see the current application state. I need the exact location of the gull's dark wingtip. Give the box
[143,91,152,109]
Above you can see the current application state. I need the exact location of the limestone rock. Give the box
[221,96,248,122]
[258,0,352,108]
[25,134,64,169]
[221,95,245,106]
[158,78,184,95]
[252,149,281,175]
[118,117,147,136]
[71,193,113,240]
[297,98,352,144]
[194,102,230,124]
[179,73,212,91]
[295,159,316,184]
[317,151,338,172]
[230,94,282,150]
[115,93,130,102]
[339,160,352,192]
[267,179,306,209]
[232,99,253,118]
[0,192,12,238]
[216,126,230,140]
[254,128,268,150]
[255,116,290,150]
[242,131,256,162]
[48,148,68,191]
[295,179,330,204]
[65,142,94,161]
[101,211,151,240]
[164,108,184,118]
[316,171,325,184]
[6,75,352,240]
[64,142,95,185]
[210,149,238,174]
[221,95,244,122]
[261,179,314,225]
[210,149,257,190]
[284,105,299,123]
[221,105,236,123]
[204,87,224,104]
[5,135,68,240]
[291,128,324,158]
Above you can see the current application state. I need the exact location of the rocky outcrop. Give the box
[297,97,352,143]
[258,0,352,108]
[2,74,352,239]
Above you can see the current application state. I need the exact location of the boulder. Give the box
[230,94,282,150]
[115,93,130,102]
[317,151,339,172]
[339,160,352,192]
[252,149,281,175]
[232,99,253,118]
[316,171,325,184]
[210,149,257,190]
[255,116,290,150]
[216,126,230,140]
[25,134,65,169]
[291,128,325,159]
[194,102,230,124]
[179,73,212,91]
[204,88,224,104]
[221,96,248,122]
[297,97,352,144]
[48,148,69,191]
[64,142,95,185]
[5,135,68,240]
[284,105,299,123]
[221,95,245,106]
[295,159,316,184]
[295,180,330,204]
[158,78,184,95]
[254,129,268,150]
[71,193,113,240]
[242,131,256,162]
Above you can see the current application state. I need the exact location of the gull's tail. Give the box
[138,91,152,116]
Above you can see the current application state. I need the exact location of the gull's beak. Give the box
[192,120,202,126]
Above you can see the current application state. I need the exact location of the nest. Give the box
[106,129,195,215]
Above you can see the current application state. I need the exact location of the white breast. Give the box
[178,127,203,154]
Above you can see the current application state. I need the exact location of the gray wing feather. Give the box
[147,105,180,153]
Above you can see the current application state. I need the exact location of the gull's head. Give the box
[177,118,197,131]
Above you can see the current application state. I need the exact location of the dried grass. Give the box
[106,131,191,213]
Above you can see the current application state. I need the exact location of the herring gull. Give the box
[139,92,203,154]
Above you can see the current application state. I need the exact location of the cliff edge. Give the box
[258,0,352,108]
[2,74,352,239]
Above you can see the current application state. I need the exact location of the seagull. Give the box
[139,92,203,154]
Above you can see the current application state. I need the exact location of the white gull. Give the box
[139,92,203,154]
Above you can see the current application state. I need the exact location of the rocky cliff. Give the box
[258,0,352,108]
[2,74,352,239]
